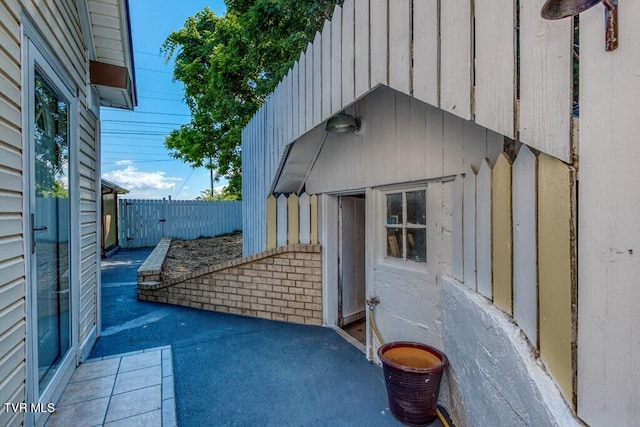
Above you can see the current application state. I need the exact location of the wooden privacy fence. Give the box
[118,198,242,248]
[453,145,576,405]
[242,0,574,255]
[266,193,318,249]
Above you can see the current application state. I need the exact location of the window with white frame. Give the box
[384,188,427,263]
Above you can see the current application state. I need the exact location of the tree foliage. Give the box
[162,0,341,199]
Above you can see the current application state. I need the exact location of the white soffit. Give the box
[83,0,137,109]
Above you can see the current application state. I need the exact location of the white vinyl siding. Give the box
[0,1,102,423]
[0,2,27,425]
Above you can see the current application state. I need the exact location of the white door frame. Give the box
[22,21,80,427]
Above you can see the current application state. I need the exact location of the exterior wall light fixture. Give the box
[326,112,361,134]
[541,0,618,51]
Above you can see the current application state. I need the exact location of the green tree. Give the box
[196,188,237,201]
[162,0,341,199]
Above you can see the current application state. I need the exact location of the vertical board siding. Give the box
[298,54,306,138]
[452,175,464,282]
[263,193,319,249]
[266,195,277,249]
[512,145,538,347]
[277,194,288,247]
[369,0,388,87]
[519,0,572,163]
[299,193,311,244]
[440,0,472,120]
[388,0,411,95]
[578,4,640,424]
[310,194,318,244]
[492,153,513,315]
[313,32,322,127]
[413,0,439,106]
[287,194,299,244]
[474,0,515,138]
[321,19,332,121]
[462,166,477,290]
[538,153,574,402]
[118,199,242,248]
[476,159,492,299]
[354,0,370,99]
[341,0,355,107]
[292,62,300,141]
[286,71,294,144]
[331,6,342,114]
[305,44,314,133]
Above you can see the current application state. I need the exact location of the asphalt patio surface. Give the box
[92,248,405,426]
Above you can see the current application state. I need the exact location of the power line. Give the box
[174,168,196,198]
[102,159,176,165]
[101,142,166,148]
[102,119,184,126]
[134,49,163,57]
[102,150,167,159]
[102,134,169,141]
[136,66,173,75]
[139,88,183,97]
[138,95,184,102]
[102,109,191,118]
[102,131,171,136]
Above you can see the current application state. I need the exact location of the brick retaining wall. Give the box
[138,244,323,326]
[137,237,171,284]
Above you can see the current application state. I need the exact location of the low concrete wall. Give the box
[440,276,580,427]
[138,244,323,326]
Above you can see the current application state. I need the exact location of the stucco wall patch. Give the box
[441,276,580,427]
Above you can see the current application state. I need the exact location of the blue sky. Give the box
[101,0,226,200]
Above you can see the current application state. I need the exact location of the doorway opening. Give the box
[338,194,366,345]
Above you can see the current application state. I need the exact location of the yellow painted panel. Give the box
[266,195,277,249]
[492,153,513,315]
[310,195,318,244]
[287,194,299,245]
[538,153,575,400]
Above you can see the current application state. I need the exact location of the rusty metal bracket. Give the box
[604,0,618,51]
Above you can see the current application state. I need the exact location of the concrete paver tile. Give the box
[58,375,116,406]
[70,358,120,383]
[45,397,109,427]
[118,350,161,373]
[103,410,161,427]
[105,385,161,423]
[113,365,161,395]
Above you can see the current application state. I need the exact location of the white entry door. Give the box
[24,34,78,425]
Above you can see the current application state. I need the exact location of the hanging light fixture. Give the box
[326,112,361,134]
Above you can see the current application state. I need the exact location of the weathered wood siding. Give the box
[265,193,318,249]
[578,4,640,425]
[455,144,577,403]
[305,88,502,195]
[242,0,573,254]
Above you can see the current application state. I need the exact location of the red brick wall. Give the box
[138,245,323,325]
